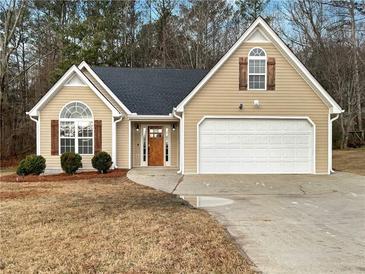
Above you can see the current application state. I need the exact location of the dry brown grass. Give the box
[0,177,254,273]
[333,147,365,176]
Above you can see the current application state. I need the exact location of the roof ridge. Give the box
[92,66,209,71]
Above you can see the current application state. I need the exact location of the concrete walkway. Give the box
[127,167,181,193]
[129,169,365,274]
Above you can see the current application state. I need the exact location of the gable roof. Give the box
[91,66,208,115]
[27,65,120,117]
[176,17,343,114]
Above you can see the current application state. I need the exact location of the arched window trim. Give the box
[59,101,94,155]
[248,47,267,90]
[59,101,94,120]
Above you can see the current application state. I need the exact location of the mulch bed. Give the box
[0,169,128,182]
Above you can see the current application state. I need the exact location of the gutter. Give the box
[26,111,40,155]
[172,108,183,174]
[112,114,124,168]
[330,114,340,173]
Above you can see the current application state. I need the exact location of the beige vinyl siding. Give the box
[82,68,130,169]
[131,122,179,168]
[39,86,112,169]
[184,42,329,174]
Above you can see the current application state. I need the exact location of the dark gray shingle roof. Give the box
[91,66,209,115]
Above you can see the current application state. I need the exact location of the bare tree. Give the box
[0,0,26,98]
[279,0,364,148]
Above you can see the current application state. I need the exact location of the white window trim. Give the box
[140,125,148,167]
[165,126,171,166]
[59,101,94,156]
[247,47,267,91]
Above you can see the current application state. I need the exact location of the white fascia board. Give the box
[257,19,343,114]
[27,65,121,117]
[27,65,79,116]
[127,114,179,121]
[176,17,343,114]
[175,20,260,112]
[78,61,132,115]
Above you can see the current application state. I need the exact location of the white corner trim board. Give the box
[112,115,123,169]
[328,113,340,173]
[176,17,343,114]
[196,115,317,175]
[128,119,132,169]
[172,109,183,173]
[78,61,132,115]
[29,114,40,155]
[27,65,120,117]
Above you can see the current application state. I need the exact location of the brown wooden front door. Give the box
[148,126,164,166]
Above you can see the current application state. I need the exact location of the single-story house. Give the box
[27,17,343,174]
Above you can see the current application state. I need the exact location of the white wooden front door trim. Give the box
[139,124,172,167]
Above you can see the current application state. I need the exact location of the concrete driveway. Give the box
[128,169,365,274]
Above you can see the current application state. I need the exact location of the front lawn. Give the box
[333,147,365,176]
[0,176,253,273]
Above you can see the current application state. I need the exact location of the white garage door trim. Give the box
[197,116,316,174]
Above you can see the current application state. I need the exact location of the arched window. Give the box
[248,47,266,90]
[59,102,93,154]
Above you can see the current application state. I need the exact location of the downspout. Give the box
[112,114,123,168]
[172,108,183,174]
[27,112,40,155]
[330,114,340,173]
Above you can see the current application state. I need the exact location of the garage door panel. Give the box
[199,118,314,174]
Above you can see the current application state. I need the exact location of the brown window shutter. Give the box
[267,57,276,90]
[51,120,59,155]
[94,120,102,153]
[239,57,248,90]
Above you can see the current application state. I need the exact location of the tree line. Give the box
[0,0,364,162]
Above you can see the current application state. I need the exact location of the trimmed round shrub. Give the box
[16,159,28,176]
[16,155,46,176]
[92,151,113,173]
[60,152,82,175]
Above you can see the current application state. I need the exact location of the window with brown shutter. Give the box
[267,57,276,90]
[51,120,59,155]
[94,120,102,153]
[239,57,248,90]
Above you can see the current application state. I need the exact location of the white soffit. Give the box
[245,28,270,43]
[65,74,87,86]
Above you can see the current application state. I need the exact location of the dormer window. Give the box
[248,48,266,90]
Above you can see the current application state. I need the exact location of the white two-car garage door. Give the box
[198,118,314,174]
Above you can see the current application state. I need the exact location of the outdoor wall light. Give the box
[136,124,140,132]
[239,103,244,110]
[254,100,260,108]
[172,124,176,131]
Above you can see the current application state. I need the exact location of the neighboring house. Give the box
[27,17,342,175]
